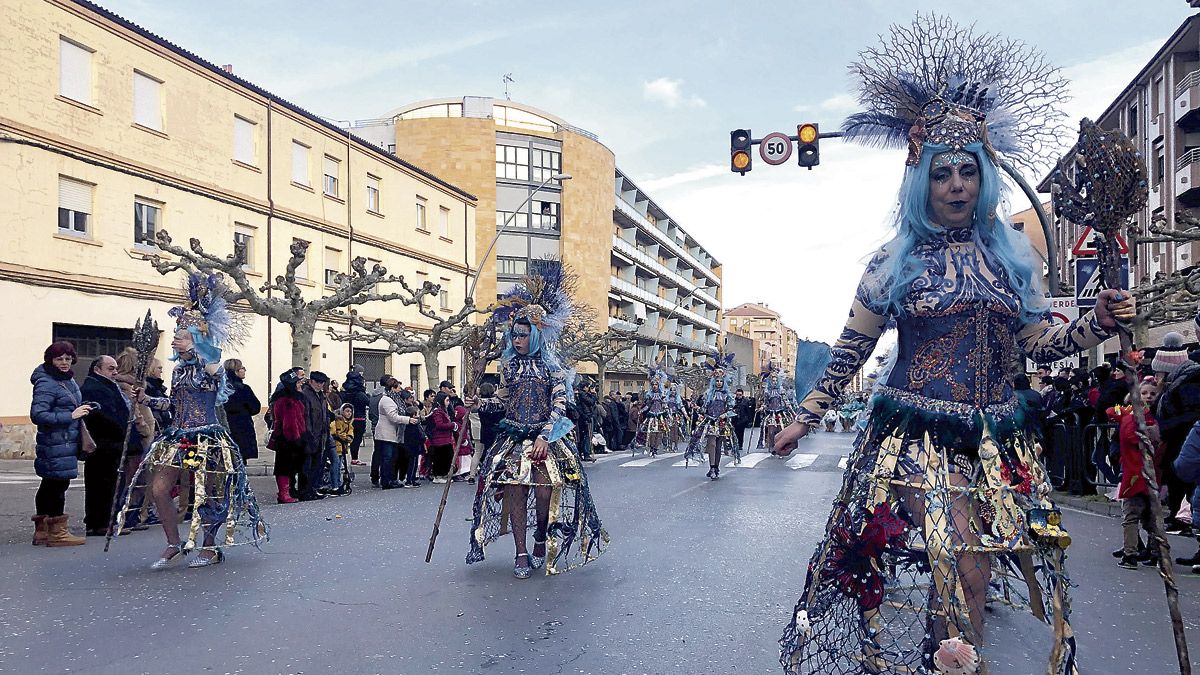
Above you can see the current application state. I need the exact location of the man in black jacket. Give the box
[733,388,755,451]
[575,379,598,460]
[1154,340,1200,536]
[298,371,332,500]
[341,370,372,466]
[81,356,141,535]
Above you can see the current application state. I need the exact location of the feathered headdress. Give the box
[702,351,736,374]
[492,258,576,356]
[841,14,1067,173]
[645,352,671,387]
[168,273,244,348]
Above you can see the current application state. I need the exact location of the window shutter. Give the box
[59,39,91,103]
[324,156,338,178]
[133,72,161,129]
[292,142,308,184]
[58,176,92,213]
[234,117,255,164]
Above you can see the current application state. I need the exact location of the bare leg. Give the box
[150,465,182,558]
[766,425,779,449]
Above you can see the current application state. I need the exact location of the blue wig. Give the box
[501,319,545,361]
[862,142,1047,322]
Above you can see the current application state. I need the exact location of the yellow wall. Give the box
[0,0,476,429]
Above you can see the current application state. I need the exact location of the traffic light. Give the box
[797,123,819,169]
[730,129,752,175]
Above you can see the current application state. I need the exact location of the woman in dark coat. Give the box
[222,359,262,460]
[267,370,306,503]
[29,341,90,546]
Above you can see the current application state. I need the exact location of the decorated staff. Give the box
[1052,120,1190,675]
[103,310,158,553]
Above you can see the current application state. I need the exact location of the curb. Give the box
[1054,491,1121,518]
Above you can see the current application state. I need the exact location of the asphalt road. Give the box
[1,431,1198,674]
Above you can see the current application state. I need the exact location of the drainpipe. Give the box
[345,123,354,371]
[266,99,275,392]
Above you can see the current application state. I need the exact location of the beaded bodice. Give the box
[705,387,731,419]
[500,354,559,428]
[170,359,223,429]
[644,390,666,415]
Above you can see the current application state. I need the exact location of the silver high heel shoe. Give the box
[187,548,224,569]
[513,554,532,579]
[530,539,547,570]
[150,544,186,570]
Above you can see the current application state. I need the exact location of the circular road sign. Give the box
[759,132,793,165]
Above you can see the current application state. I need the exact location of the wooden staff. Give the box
[105,310,159,553]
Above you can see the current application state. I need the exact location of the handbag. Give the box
[58,381,97,459]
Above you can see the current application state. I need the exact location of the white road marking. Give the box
[786,453,819,470]
[734,452,773,469]
[619,455,676,468]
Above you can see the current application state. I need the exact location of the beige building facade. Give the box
[345,98,724,392]
[721,302,799,376]
[0,0,477,453]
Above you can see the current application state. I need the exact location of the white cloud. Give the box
[642,164,728,192]
[793,92,858,119]
[643,77,707,108]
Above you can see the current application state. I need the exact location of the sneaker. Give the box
[1142,556,1161,567]
[1117,555,1140,570]
[1174,548,1200,566]
[1192,564,1200,575]
[406,481,422,488]
[432,477,447,484]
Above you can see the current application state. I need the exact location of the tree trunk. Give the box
[423,350,441,391]
[1133,317,1149,347]
[594,360,606,392]
[289,320,316,371]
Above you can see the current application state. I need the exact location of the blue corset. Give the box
[174,387,220,429]
[503,356,553,426]
[888,302,1019,407]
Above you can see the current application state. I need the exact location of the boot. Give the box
[31,514,48,546]
[44,515,85,547]
[277,476,298,504]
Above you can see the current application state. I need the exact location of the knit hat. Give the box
[1151,332,1189,374]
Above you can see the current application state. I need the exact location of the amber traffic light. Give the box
[797,123,819,169]
[730,129,752,175]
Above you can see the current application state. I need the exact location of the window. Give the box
[53,323,132,386]
[323,156,340,197]
[57,176,92,235]
[133,71,162,131]
[439,288,450,310]
[233,225,254,270]
[495,145,529,180]
[409,364,421,390]
[415,197,427,231]
[445,365,456,386]
[496,210,529,229]
[58,38,92,105]
[439,207,451,237]
[133,198,162,246]
[324,247,341,286]
[531,148,561,184]
[291,141,310,185]
[292,238,309,279]
[1128,104,1138,137]
[366,175,381,213]
[1155,148,1165,185]
[497,257,527,275]
[532,201,559,230]
[234,116,256,165]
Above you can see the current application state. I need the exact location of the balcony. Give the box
[611,235,697,292]
[1175,147,1200,206]
[1148,182,1162,212]
[614,198,721,286]
[1175,70,1200,126]
[609,275,722,332]
[633,322,715,353]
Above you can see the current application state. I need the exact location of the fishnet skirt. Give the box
[780,396,1078,674]
[466,434,608,574]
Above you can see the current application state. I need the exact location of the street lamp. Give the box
[470,172,572,299]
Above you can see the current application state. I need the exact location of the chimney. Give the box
[221,64,234,74]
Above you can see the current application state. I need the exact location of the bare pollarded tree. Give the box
[1127,211,1200,337]
[326,278,488,390]
[556,312,640,387]
[145,230,418,370]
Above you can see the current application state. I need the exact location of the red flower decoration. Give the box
[822,503,909,610]
[1000,461,1033,496]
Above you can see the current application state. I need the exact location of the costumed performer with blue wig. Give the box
[759,362,796,450]
[771,16,1134,675]
[466,261,608,578]
[685,352,740,479]
[666,379,689,448]
[114,274,268,569]
[634,360,672,456]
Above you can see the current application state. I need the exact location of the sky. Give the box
[98,0,1197,343]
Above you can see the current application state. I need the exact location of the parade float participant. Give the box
[771,17,1134,674]
[759,362,796,449]
[634,362,671,456]
[115,274,268,569]
[685,353,739,479]
[466,262,607,578]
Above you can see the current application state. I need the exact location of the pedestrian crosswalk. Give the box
[0,473,44,486]
[590,450,849,473]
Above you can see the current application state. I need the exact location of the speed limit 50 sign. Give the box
[759,132,793,165]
